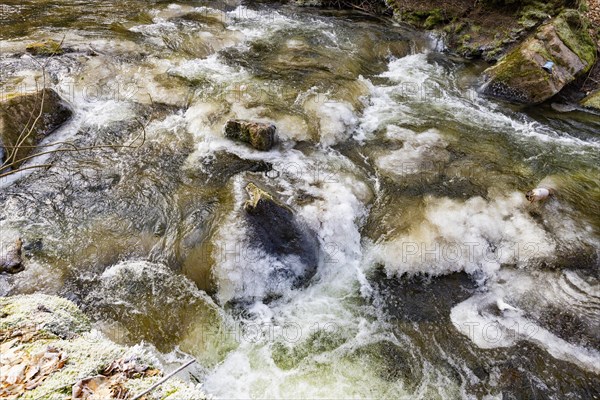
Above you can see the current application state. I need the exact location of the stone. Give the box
[482,10,596,104]
[0,294,209,400]
[580,90,600,111]
[0,238,24,274]
[199,151,272,185]
[525,187,552,203]
[0,88,72,170]
[244,183,319,292]
[224,119,276,151]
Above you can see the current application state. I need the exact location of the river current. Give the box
[1,1,599,398]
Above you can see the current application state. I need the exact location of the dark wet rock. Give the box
[369,268,477,322]
[369,267,600,398]
[224,119,277,151]
[0,238,24,274]
[537,302,600,350]
[196,151,272,185]
[496,342,600,400]
[243,183,319,291]
[295,190,324,206]
[0,88,72,170]
[482,10,596,104]
[550,102,578,112]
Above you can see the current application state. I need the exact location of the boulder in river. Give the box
[199,151,272,185]
[224,119,277,151]
[482,10,596,104]
[0,238,24,274]
[0,88,72,170]
[244,183,319,292]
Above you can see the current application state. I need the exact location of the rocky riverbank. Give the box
[296,0,600,108]
[391,0,600,107]
[0,295,207,400]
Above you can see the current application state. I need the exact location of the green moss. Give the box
[1,295,208,400]
[25,39,64,56]
[424,9,444,29]
[443,21,468,34]
[553,9,597,69]
[0,294,91,337]
[518,2,552,28]
[581,90,600,110]
[398,8,446,29]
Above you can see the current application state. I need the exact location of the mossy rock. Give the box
[0,88,72,170]
[398,8,447,29]
[580,90,600,110]
[25,39,64,56]
[424,9,445,29]
[0,294,209,400]
[0,294,91,338]
[223,119,277,151]
[482,9,597,104]
[552,9,596,67]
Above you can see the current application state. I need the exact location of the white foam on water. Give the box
[365,192,556,278]
[169,53,249,84]
[380,53,436,86]
[130,20,178,37]
[355,75,423,141]
[81,100,135,127]
[374,126,450,177]
[304,99,358,147]
[225,6,334,42]
[200,143,428,397]
[358,52,600,149]
[451,270,600,374]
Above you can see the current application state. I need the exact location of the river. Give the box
[1,1,599,398]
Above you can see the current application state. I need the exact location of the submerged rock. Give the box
[0,238,24,274]
[198,151,272,185]
[224,119,277,151]
[82,260,234,366]
[0,88,72,169]
[244,183,319,293]
[482,10,596,104]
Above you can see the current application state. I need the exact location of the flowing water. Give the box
[1,1,600,398]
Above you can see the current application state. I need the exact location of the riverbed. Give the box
[1,1,599,398]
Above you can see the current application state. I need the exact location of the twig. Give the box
[0,164,53,179]
[3,36,64,168]
[1,35,152,181]
[131,358,197,400]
